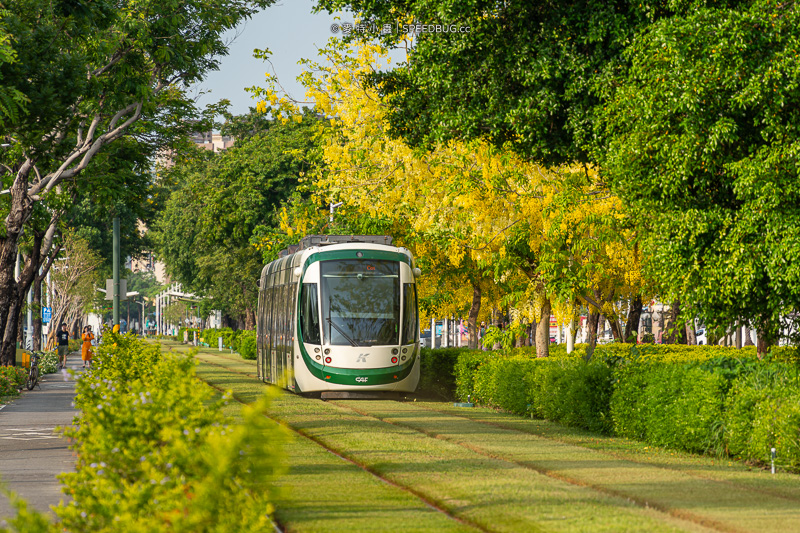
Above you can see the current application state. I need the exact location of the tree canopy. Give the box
[0,0,275,364]
[154,110,322,328]
[602,0,800,352]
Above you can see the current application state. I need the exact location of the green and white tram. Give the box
[256,235,421,395]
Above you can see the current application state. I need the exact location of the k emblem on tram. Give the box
[356,353,369,363]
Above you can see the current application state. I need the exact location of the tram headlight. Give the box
[391,356,398,364]
[391,348,398,355]
[315,355,322,361]
[325,356,332,364]
[324,348,331,355]
[401,355,406,361]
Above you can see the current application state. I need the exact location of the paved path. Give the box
[0,354,83,523]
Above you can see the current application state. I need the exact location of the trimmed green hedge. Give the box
[446,343,800,471]
[198,328,256,360]
[418,348,465,400]
[39,332,285,531]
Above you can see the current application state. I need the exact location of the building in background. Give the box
[191,131,235,152]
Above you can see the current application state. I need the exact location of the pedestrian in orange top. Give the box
[81,325,95,368]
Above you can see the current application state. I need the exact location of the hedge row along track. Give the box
[169,343,800,532]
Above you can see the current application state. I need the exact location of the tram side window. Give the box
[267,286,277,351]
[401,283,418,345]
[300,283,321,344]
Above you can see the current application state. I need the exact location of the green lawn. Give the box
[157,340,800,532]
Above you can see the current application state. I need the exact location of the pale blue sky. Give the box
[191,1,349,116]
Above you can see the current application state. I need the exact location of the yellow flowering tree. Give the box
[252,40,646,357]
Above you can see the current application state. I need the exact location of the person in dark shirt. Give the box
[57,323,70,370]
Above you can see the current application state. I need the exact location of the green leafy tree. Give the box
[45,233,102,349]
[602,0,800,356]
[0,0,275,365]
[315,0,708,164]
[154,110,322,328]
[0,15,27,127]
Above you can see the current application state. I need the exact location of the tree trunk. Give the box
[46,309,66,351]
[5,246,43,360]
[584,309,601,360]
[685,318,697,346]
[0,246,22,365]
[609,318,624,342]
[663,300,687,344]
[755,319,778,359]
[743,325,755,346]
[467,282,481,349]
[70,317,80,339]
[32,276,42,350]
[734,322,742,349]
[756,334,770,359]
[623,296,643,343]
[524,323,532,347]
[535,299,551,358]
[570,315,579,345]
[245,307,256,330]
[14,301,24,347]
[0,165,37,365]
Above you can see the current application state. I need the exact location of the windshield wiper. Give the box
[327,318,359,347]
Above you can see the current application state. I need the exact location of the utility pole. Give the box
[113,216,120,326]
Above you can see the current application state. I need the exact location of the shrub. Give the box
[611,362,727,453]
[1,366,27,400]
[32,350,59,374]
[238,330,257,360]
[418,347,465,400]
[454,350,492,402]
[446,341,800,470]
[68,338,82,353]
[723,363,800,469]
[52,332,287,531]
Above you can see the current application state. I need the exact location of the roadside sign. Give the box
[104,279,128,300]
[42,307,52,324]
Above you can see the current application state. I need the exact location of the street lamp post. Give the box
[113,217,120,326]
[136,298,147,336]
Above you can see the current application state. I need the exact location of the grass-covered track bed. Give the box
[335,401,800,533]
[185,347,476,532]
[162,342,800,532]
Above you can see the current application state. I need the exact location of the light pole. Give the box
[136,298,147,335]
[113,216,120,326]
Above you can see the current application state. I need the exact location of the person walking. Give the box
[56,323,70,370]
[81,326,95,368]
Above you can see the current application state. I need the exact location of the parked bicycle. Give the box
[26,352,40,391]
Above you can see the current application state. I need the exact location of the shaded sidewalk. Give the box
[0,354,83,522]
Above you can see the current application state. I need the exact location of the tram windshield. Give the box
[321,259,400,346]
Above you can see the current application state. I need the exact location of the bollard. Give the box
[454,393,474,408]
[771,448,776,474]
